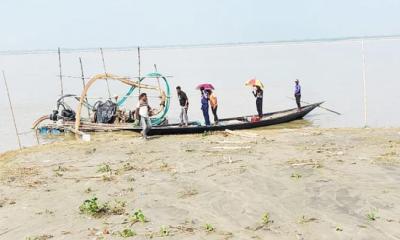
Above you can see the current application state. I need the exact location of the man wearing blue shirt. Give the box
[294,79,301,110]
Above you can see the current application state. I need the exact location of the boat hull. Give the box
[134,102,322,135]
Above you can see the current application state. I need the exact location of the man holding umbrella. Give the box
[245,78,264,118]
[196,83,214,126]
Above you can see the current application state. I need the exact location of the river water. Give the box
[1,39,399,153]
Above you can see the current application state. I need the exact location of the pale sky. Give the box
[1,0,400,51]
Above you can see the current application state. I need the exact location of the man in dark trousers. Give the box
[252,86,263,118]
[294,79,301,110]
[176,86,189,126]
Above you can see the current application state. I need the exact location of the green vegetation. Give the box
[97,163,112,173]
[118,229,136,238]
[102,175,113,181]
[205,223,215,232]
[262,212,272,225]
[367,211,378,221]
[79,197,109,217]
[291,173,302,179]
[130,209,147,224]
[160,225,170,237]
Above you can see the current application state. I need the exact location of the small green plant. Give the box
[160,225,170,237]
[205,223,214,232]
[118,229,136,238]
[130,209,147,224]
[291,173,302,179]
[97,163,112,173]
[79,197,109,217]
[367,211,378,221]
[262,212,272,225]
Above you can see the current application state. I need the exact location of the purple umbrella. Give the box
[196,83,215,90]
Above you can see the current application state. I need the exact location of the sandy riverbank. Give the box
[0,127,399,240]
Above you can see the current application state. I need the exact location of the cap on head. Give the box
[295,79,299,83]
[176,86,181,90]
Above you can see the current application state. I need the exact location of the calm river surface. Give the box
[1,40,399,152]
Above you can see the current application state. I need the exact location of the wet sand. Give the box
[0,127,399,240]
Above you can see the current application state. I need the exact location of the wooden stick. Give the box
[79,57,91,119]
[99,48,112,99]
[57,47,64,98]
[361,40,368,127]
[34,129,40,145]
[154,64,162,95]
[286,97,341,115]
[137,47,141,94]
[2,70,22,149]
[64,127,91,141]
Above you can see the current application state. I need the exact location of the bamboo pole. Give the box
[57,47,64,98]
[2,70,22,149]
[79,57,91,118]
[138,47,141,94]
[361,40,368,127]
[100,48,112,99]
[154,64,162,95]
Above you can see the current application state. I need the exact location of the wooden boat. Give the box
[36,102,321,135]
[140,102,322,135]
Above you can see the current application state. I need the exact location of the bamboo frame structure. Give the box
[74,73,166,132]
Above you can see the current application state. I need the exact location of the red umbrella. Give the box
[196,83,215,90]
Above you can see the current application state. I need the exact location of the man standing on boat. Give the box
[176,86,189,126]
[135,93,152,139]
[294,79,301,110]
[252,86,263,118]
[207,89,219,124]
[200,87,211,126]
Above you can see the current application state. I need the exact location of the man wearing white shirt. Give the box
[135,93,152,139]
